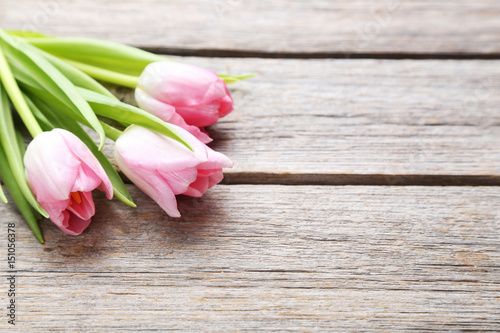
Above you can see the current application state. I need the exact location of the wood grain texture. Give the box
[1,0,500,55]
[102,57,500,182]
[1,185,499,331]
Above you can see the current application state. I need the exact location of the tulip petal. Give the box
[115,126,206,171]
[183,169,225,197]
[218,86,234,118]
[198,147,234,170]
[24,130,80,203]
[136,88,212,143]
[158,167,198,195]
[176,102,221,127]
[123,164,181,218]
[183,172,209,197]
[58,211,92,236]
[135,88,176,120]
[66,191,95,221]
[59,130,113,199]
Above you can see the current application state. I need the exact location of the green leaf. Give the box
[0,29,106,149]
[0,80,48,219]
[22,36,165,76]
[13,127,42,222]
[27,95,136,208]
[7,30,50,38]
[36,50,118,99]
[78,88,194,152]
[219,73,256,84]
[14,128,26,156]
[0,86,44,241]
[0,32,43,138]
[59,58,139,88]
[0,143,44,242]
[0,182,7,203]
[23,94,57,131]
[14,73,89,126]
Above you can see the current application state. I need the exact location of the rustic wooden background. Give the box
[1,0,500,331]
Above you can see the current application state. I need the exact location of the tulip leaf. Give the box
[13,127,42,221]
[0,87,44,241]
[7,30,50,38]
[0,182,7,204]
[0,143,44,243]
[0,33,44,138]
[0,29,106,149]
[219,73,256,84]
[78,88,195,152]
[23,94,59,132]
[21,36,165,77]
[58,58,140,88]
[15,74,89,126]
[10,60,97,130]
[0,79,48,219]
[14,128,26,156]
[35,49,118,99]
[26,95,136,208]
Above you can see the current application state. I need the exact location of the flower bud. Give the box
[114,125,232,217]
[136,61,233,129]
[24,129,113,235]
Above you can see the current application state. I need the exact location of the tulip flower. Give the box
[114,125,233,218]
[24,129,113,235]
[136,61,234,129]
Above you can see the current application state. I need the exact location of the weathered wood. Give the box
[1,185,499,331]
[2,0,500,55]
[101,57,500,184]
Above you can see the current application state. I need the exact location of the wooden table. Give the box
[1,1,500,331]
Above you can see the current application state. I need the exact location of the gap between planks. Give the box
[141,48,500,60]
[221,173,500,187]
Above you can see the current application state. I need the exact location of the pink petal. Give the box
[135,88,177,121]
[24,130,81,202]
[115,126,206,172]
[198,147,233,170]
[176,103,221,127]
[136,88,212,143]
[57,211,92,236]
[66,191,95,221]
[114,143,182,217]
[59,130,113,199]
[157,167,198,195]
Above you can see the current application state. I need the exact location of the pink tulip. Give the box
[136,61,233,129]
[114,125,233,218]
[135,88,212,144]
[24,129,113,235]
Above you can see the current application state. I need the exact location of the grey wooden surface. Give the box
[2,185,500,332]
[1,0,499,332]
[1,0,500,55]
[107,57,500,185]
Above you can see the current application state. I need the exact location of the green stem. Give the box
[100,122,123,141]
[60,58,139,88]
[0,42,43,137]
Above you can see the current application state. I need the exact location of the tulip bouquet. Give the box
[0,29,251,242]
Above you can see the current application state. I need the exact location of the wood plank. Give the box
[2,185,499,331]
[103,57,500,183]
[1,0,500,55]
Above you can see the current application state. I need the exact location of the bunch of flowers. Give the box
[0,29,251,242]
